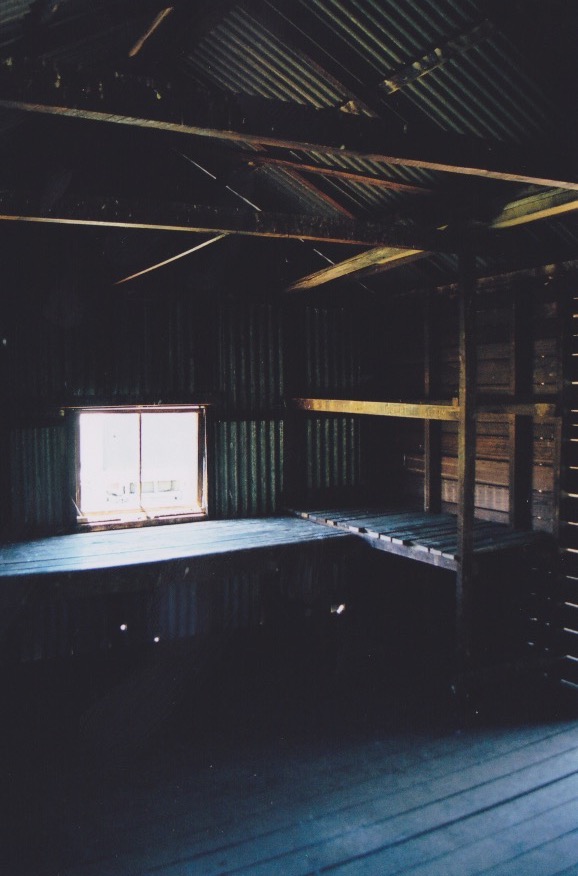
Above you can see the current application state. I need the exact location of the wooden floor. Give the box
[3,652,578,876]
[293,508,546,570]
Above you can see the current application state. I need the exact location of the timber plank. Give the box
[147,730,578,876]
[329,778,578,875]
[474,829,578,875]
[57,723,578,876]
[365,537,458,569]
[389,522,460,546]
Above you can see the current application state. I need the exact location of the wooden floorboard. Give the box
[70,720,568,872]
[187,741,578,876]
[7,711,578,876]
[476,829,578,876]
[330,778,578,874]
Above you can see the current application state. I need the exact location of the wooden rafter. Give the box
[287,188,578,291]
[244,156,432,194]
[0,193,454,249]
[490,188,578,229]
[0,68,575,190]
[128,7,174,58]
[272,168,356,219]
[287,247,428,291]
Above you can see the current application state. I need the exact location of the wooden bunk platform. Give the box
[0,516,352,579]
[291,508,547,571]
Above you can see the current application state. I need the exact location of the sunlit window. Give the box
[76,407,207,525]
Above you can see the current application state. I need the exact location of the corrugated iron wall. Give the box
[213,419,284,517]
[2,257,364,533]
[8,424,72,534]
[294,302,363,502]
[7,540,349,662]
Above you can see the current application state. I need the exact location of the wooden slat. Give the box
[291,507,542,567]
[405,454,554,493]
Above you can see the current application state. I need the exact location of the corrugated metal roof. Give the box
[189,0,551,142]
[183,0,557,223]
[0,0,573,282]
[187,6,346,108]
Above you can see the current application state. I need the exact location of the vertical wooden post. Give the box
[424,292,441,513]
[509,283,534,530]
[553,274,572,543]
[456,252,477,687]
[0,283,11,538]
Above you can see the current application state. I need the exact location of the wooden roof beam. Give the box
[287,247,429,291]
[287,187,578,290]
[0,192,455,249]
[244,156,433,194]
[0,66,575,190]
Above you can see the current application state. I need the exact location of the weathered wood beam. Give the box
[128,7,174,58]
[115,233,226,284]
[286,188,578,290]
[508,283,535,529]
[287,247,427,291]
[292,398,461,421]
[424,294,442,513]
[490,188,578,228]
[476,403,556,419]
[245,155,432,194]
[0,66,575,190]
[0,193,450,248]
[274,168,356,219]
[380,20,495,95]
[292,396,556,421]
[455,251,477,683]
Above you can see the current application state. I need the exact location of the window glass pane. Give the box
[140,412,199,511]
[79,413,140,514]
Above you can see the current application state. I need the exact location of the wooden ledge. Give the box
[291,398,558,421]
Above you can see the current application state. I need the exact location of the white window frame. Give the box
[74,405,208,529]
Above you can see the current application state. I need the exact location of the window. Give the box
[76,407,207,525]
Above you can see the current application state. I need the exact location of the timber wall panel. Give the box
[393,275,561,531]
